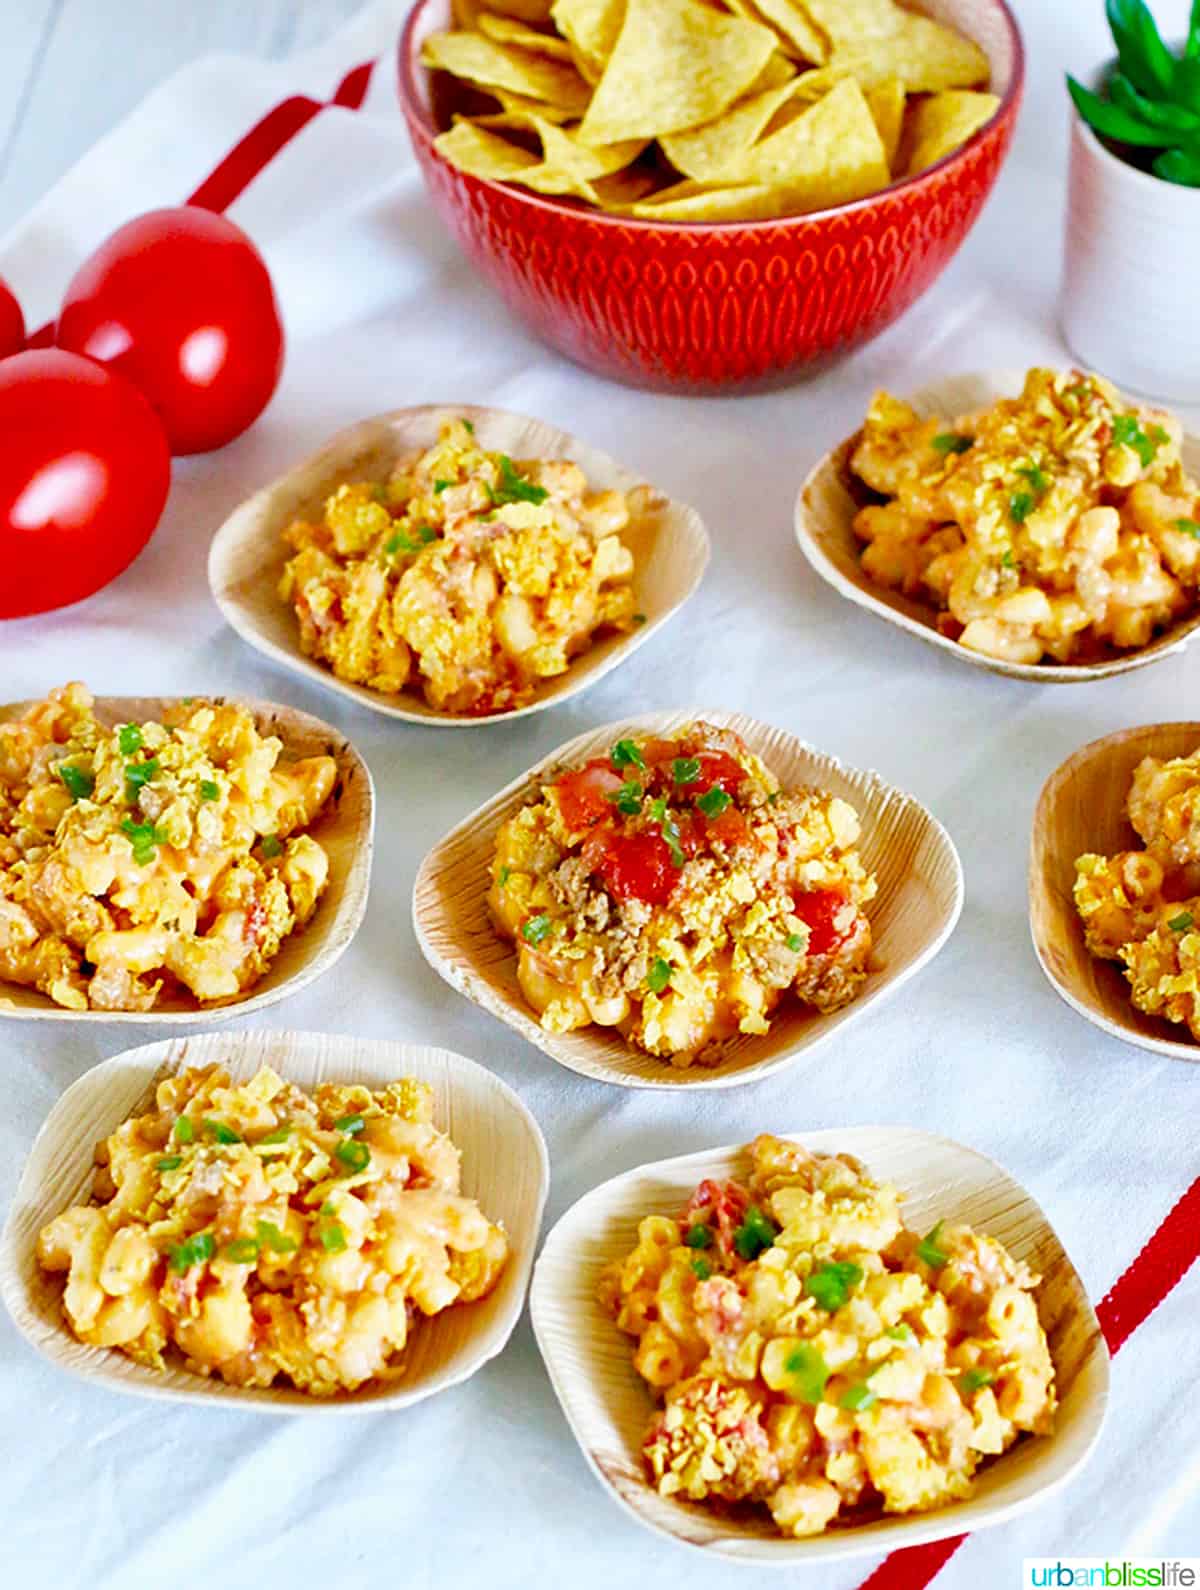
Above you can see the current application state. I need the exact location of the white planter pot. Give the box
[1062,55,1200,404]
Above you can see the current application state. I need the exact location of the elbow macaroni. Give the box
[0,684,335,1012]
[488,721,876,1067]
[279,417,638,715]
[36,1064,509,1395]
[850,369,1200,666]
[599,1135,1056,1538]
[1075,740,1200,1041]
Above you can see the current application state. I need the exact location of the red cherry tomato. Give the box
[0,278,24,358]
[0,350,170,618]
[791,889,851,958]
[554,758,626,831]
[597,831,680,906]
[56,207,284,455]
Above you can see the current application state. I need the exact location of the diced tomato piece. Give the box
[792,888,850,957]
[702,807,750,848]
[694,752,746,797]
[554,758,626,831]
[596,830,679,905]
[640,737,681,767]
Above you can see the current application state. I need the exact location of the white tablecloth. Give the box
[2,3,1198,1586]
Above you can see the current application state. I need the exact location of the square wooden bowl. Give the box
[530,1126,1108,1564]
[1030,721,1200,1061]
[795,370,1200,683]
[412,710,963,1089]
[0,1029,550,1412]
[0,695,373,1023]
[207,404,710,726]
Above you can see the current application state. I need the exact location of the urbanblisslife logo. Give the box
[1024,1562,1199,1588]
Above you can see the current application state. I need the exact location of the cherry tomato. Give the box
[0,350,170,618]
[57,207,284,455]
[791,889,851,958]
[554,758,626,831]
[597,830,680,906]
[0,277,24,358]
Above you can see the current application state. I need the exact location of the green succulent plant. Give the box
[1068,0,1200,185]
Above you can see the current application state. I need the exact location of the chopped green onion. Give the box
[632,612,647,626]
[840,1382,877,1411]
[607,779,644,816]
[647,797,685,867]
[733,1206,779,1261]
[168,1230,215,1273]
[672,757,701,785]
[1169,910,1194,932]
[804,1260,864,1312]
[261,834,282,859]
[204,1118,242,1145]
[1016,461,1050,493]
[433,479,452,494]
[173,1116,195,1144]
[225,1237,260,1264]
[886,1324,915,1343]
[522,914,552,945]
[691,1257,712,1280]
[118,724,143,756]
[786,932,805,952]
[1001,549,1016,569]
[256,1220,298,1254]
[782,1343,829,1404]
[916,1220,950,1270]
[120,818,167,866]
[1112,413,1164,468]
[199,779,220,801]
[124,757,160,802]
[497,865,511,887]
[696,786,732,819]
[462,418,475,435]
[1173,518,1200,538]
[490,454,549,507]
[610,739,645,771]
[335,1139,371,1175]
[57,762,94,801]
[333,1114,364,1135]
[260,1126,291,1145]
[1008,490,1035,524]
[319,1221,348,1253]
[960,1367,995,1393]
[932,432,971,455]
[683,1224,712,1249]
[646,958,672,994]
[155,1155,182,1173]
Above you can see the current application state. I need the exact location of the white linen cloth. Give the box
[1,3,1198,1586]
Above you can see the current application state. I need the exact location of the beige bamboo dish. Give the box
[0,695,373,1024]
[1030,721,1200,1062]
[795,370,1200,684]
[530,1126,1108,1564]
[412,710,963,1090]
[207,404,710,726]
[0,1029,549,1412]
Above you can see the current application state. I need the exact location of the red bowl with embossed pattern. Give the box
[398,0,1023,392]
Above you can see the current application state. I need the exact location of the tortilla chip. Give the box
[726,78,889,207]
[473,109,645,171]
[422,32,592,111]
[628,180,794,221]
[494,89,578,122]
[745,0,828,63]
[481,0,556,21]
[865,78,905,171]
[578,0,776,143]
[799,0,989,92]
[475,12,575,57]
[435,121,543,181]
[550,0,626,82]
[748,51,800,93]
[662,79,804,180]
[903,89,999,175]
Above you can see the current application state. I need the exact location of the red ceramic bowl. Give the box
[398,0,1024,392]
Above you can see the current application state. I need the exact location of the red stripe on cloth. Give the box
[23,57,377,346]
[855,1173,1200,1590]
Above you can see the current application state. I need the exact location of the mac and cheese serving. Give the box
[600,1135,1056,1538]
[279,417,638,715]
[0,685,335,1012]
[849,368,1200,666]
[489,722,876,1067]
[37,1064,509,1395]
[1075,741,1200,1041]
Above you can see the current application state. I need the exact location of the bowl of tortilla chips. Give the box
[398,0,1024,390]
